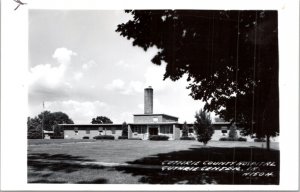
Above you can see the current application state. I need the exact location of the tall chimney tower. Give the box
[144,86,153,114]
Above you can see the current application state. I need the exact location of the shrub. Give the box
[219,137,247,141]
[228,123,238,139]
[219,137,227,141]
[93,135,115,140]
[128,138,142,140]
[219,137,233,141]
[194,109,214,145]
[82,136,90,139]
[182,122,189,137]
[237,137,247,142]
[51,136,64,139]
[149,135,169,141]
[118,136,128,139]
[121,122,128,137]
[180,136,195,140]
[254,138,266,142]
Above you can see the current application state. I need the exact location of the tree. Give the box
[27,117,42,139]
[121,122,128,137]
[182,121,189,137]
[194,109,214,145]
[228,123,238,140]
[91,116,113,124]
[28,111,74,139]
[116,10,279,150]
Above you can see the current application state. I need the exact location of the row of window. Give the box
[130,125,174,134]
[131,125,147,134]
[74,127,116,134]
[160,125,173,134]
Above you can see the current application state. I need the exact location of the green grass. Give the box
[28,140,279,184]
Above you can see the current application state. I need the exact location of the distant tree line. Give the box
[27,111,74,139]
[27,112,115,139]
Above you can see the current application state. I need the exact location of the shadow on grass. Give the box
[76,178,108,184]
[116,146,280,184]
[28,153,104,173]
[28,153,108,184]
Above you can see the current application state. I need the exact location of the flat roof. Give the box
[133,113,178,119]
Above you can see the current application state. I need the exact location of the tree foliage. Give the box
[121,122,128,137]
[228,123,238,139]
[116,10,279,148]
[182,121,189,137]
[27,117,42,139]
[28,111,74,139]
[91,116,113,124]
[194,109,214,145]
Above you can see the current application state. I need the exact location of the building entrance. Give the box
[149,127,158,136]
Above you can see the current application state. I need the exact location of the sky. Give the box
[28,10,210,124]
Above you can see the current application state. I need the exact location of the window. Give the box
[98,127,103,135]
[132,125,147,134]
[160,125,173,134]
[86,129,90,134]
[74,127,78,135]
[221,127,228,134]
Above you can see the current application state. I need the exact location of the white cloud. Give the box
[45,100,110,124]
[144,64,167,91]
[29,47,78,90]
[121,81,144,95]
[52,47,77,65]
[115,60,132,69]
[82,60,96,70]
[105,79,125,90]
[29,63,66,89]
[73,72,83,81]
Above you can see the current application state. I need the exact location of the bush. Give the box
[118,136,128,139]
[228,123,238,139]
[52,135,64,139]
[82,136,90,139]
[129,138,142,140]
[182,122,189,137]
[149,135,169,141]
[254,138,266,142]
[194,109,213,145]
[237,137,247,142]
[93,135,115,140]
[219,137,247,142]
[219,137,235,141]
[180,136,195,140]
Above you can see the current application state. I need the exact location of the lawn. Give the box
[28,139,279,184]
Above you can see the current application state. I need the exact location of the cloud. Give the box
[105,79,125,90]
[144,64,167,91]
[29,63,66,89]
[45,100,110,124]
[82,60,96,70]
[121,81,144,95]
[73,72,83,81]
[29,47,78,90]
[52,47,77,64]
[115,60,134,69]
[106,79,144,95]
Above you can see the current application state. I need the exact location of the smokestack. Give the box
[144,86,153,114]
